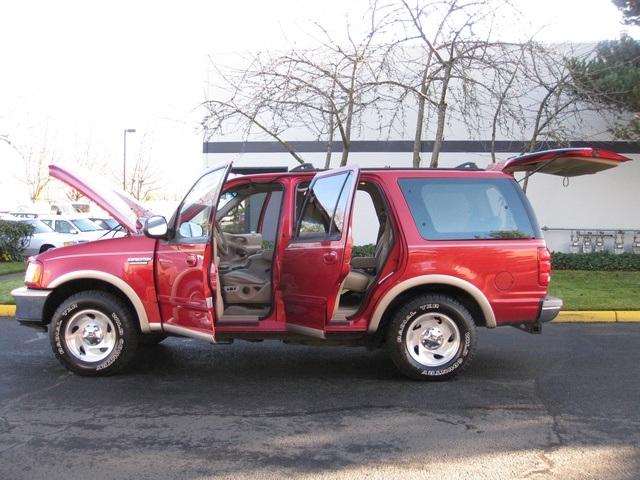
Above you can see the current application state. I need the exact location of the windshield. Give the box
[69,218,105,232]
[21,219,54,234]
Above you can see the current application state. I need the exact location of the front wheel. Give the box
[387,294,477,381]
[50,291,138,376]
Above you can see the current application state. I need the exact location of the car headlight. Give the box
[24,259,42,284]
[63,240,79,246]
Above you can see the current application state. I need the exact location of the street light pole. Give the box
[123,128,136,190]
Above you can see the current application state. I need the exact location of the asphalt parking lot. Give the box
[1,318,639,479]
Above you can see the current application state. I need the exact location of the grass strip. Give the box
[0,262,26,275]
[0,277,24,305]
[548,270,640,311]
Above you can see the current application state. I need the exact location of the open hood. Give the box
[49,164,155,234]
[496,148,631,177]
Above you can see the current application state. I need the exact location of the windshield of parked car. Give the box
[68,218,105,232]
[21,219,54,234]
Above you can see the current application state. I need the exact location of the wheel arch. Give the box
[368,275,496,334]
[43,271,152,333]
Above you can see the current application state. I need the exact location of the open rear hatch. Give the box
[494,148,631,177]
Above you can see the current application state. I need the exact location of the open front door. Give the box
[280,165,360,338]
[154,161,232,343]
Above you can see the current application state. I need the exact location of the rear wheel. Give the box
[387,294,476,381]
[50,291,138,376]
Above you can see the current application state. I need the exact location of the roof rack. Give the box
[455,162,481,170]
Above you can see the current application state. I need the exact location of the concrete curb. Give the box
[553,311,640,323]
[1,304,639,321]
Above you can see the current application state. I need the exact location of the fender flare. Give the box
[367,274,496,333]
[48,270,153,333]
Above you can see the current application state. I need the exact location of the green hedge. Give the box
[552,252,640,271]
[353,244,376,257]
[0,220,35,261]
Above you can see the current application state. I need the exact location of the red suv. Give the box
[12,148,630,380]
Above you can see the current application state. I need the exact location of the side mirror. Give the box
[143,216,169,239]
[69,229,79,235]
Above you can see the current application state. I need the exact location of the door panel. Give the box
[280,165,360,337]
[154,162,232,340]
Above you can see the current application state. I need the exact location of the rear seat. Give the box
[343,211,393,292]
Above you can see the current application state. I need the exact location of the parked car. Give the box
[39,216,117,241]
[11,219,83,257]
[10,212,41,219]
[12,149,631,379]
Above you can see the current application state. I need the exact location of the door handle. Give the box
[323,251,338,264]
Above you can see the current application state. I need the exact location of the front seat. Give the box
[220,249,273,304]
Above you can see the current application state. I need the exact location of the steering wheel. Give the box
[214,222,229,257]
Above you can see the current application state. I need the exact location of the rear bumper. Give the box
[11,287,52,332]
[539,295,563,323]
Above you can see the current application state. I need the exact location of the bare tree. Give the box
[60,132,111,202]
[379,0,518,167]
[126,131,163,201]
[479,42,605,191]
[15,126,58,202]
[203,0,396,167]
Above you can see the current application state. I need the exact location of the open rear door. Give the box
[280,165,360,338]
[499,148,631,177]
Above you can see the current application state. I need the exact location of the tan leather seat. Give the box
[220,250,273,304]
[343,212,393,293]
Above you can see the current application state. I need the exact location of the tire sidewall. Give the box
[50,291,137,376]
[388,295,476,380]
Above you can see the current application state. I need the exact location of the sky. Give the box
[1,0,638,209]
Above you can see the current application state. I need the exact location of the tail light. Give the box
[538,247,551,286]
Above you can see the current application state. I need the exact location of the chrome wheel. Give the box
[64,309,118,363]
[51,291,137,376]
[405,313,461,367]
[387,294,477,381]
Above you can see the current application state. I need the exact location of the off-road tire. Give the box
[387,294,477,381]
[50,291,138,376]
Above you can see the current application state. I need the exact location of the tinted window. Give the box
[174,167,227,243]
[296,171,355,240]
[399,178,539,240]
[219,188,283,241]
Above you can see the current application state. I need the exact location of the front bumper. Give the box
[11,287,53,332]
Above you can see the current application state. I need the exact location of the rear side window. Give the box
[398,177,540,240]
[296,171,355,240]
